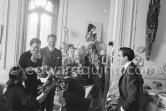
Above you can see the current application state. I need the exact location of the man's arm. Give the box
[122,74,139,110]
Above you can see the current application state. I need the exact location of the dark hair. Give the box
[119,47,135,61]
[30,38,41,46]
[67,44,75,50]
[7,64,23,86]
[47,34,57,41]
[87,24,96,32]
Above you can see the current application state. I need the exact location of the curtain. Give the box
[14,0,28,63]
[56,0,68,49]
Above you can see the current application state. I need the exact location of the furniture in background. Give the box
[143,76,166,111]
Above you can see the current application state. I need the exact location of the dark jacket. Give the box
[19,51,42,97]
[40,46,62,111]
[117,62,144,111]
[63,62,100,111]
[41,46,62,69]
[0,82,39,111]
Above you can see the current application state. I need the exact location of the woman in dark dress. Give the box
[63,48,99,111]
[1,64,55,111]
[19,38,42,97]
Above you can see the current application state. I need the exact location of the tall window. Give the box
[26,0,59,50]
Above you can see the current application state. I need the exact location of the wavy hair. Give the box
[74,47,87,64]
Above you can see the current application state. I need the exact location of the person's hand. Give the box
[36,67,42,75]
[58,82,66,90]
[120,106,125,111]
[72,72,77,77]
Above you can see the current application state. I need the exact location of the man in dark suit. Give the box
[41,34,62,111]
[117,47,143,111]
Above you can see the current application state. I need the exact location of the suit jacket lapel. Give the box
[52,48,56,63]
[119,63,133,99]
[52,48,60,67]
[46,46,51,57]
[119,74,124,87]
[119,74,125,99]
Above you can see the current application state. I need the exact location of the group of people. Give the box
[0,34,62,111]
[0,34,144,111]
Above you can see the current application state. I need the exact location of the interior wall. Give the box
[66,0,110,49]
[0,0,26,70]
[5,0,19,70]
[0,0,9,69]
[111,0,166,77]
[107,0,166,98]
[134,0,166,76]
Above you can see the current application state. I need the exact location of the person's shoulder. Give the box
[126,62,139,75]
[41,46,47,51]
[14,84,28,96]
[20,51,30,57]
[8,83,25,91]
[41,47,48,54]
[128,62,135,67]
[23,50,30,54]
[54,48,61,52]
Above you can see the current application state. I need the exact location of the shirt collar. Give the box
[123,61,132,70]
[48,46,54,52]
[22,82,26,87]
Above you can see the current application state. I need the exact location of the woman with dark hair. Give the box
[19,38,43,97]
[87,24,96,32]
[0,64,54,111]
[85,24,97,41]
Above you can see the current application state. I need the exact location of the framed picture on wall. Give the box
[85,21,103,42]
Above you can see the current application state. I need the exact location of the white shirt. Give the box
[48,46,54,52]
[122,61,132,72]
[120,106,125,111]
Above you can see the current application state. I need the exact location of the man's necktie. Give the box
[50,50,54,67]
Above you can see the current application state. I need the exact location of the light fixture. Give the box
[33,0,48,8]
